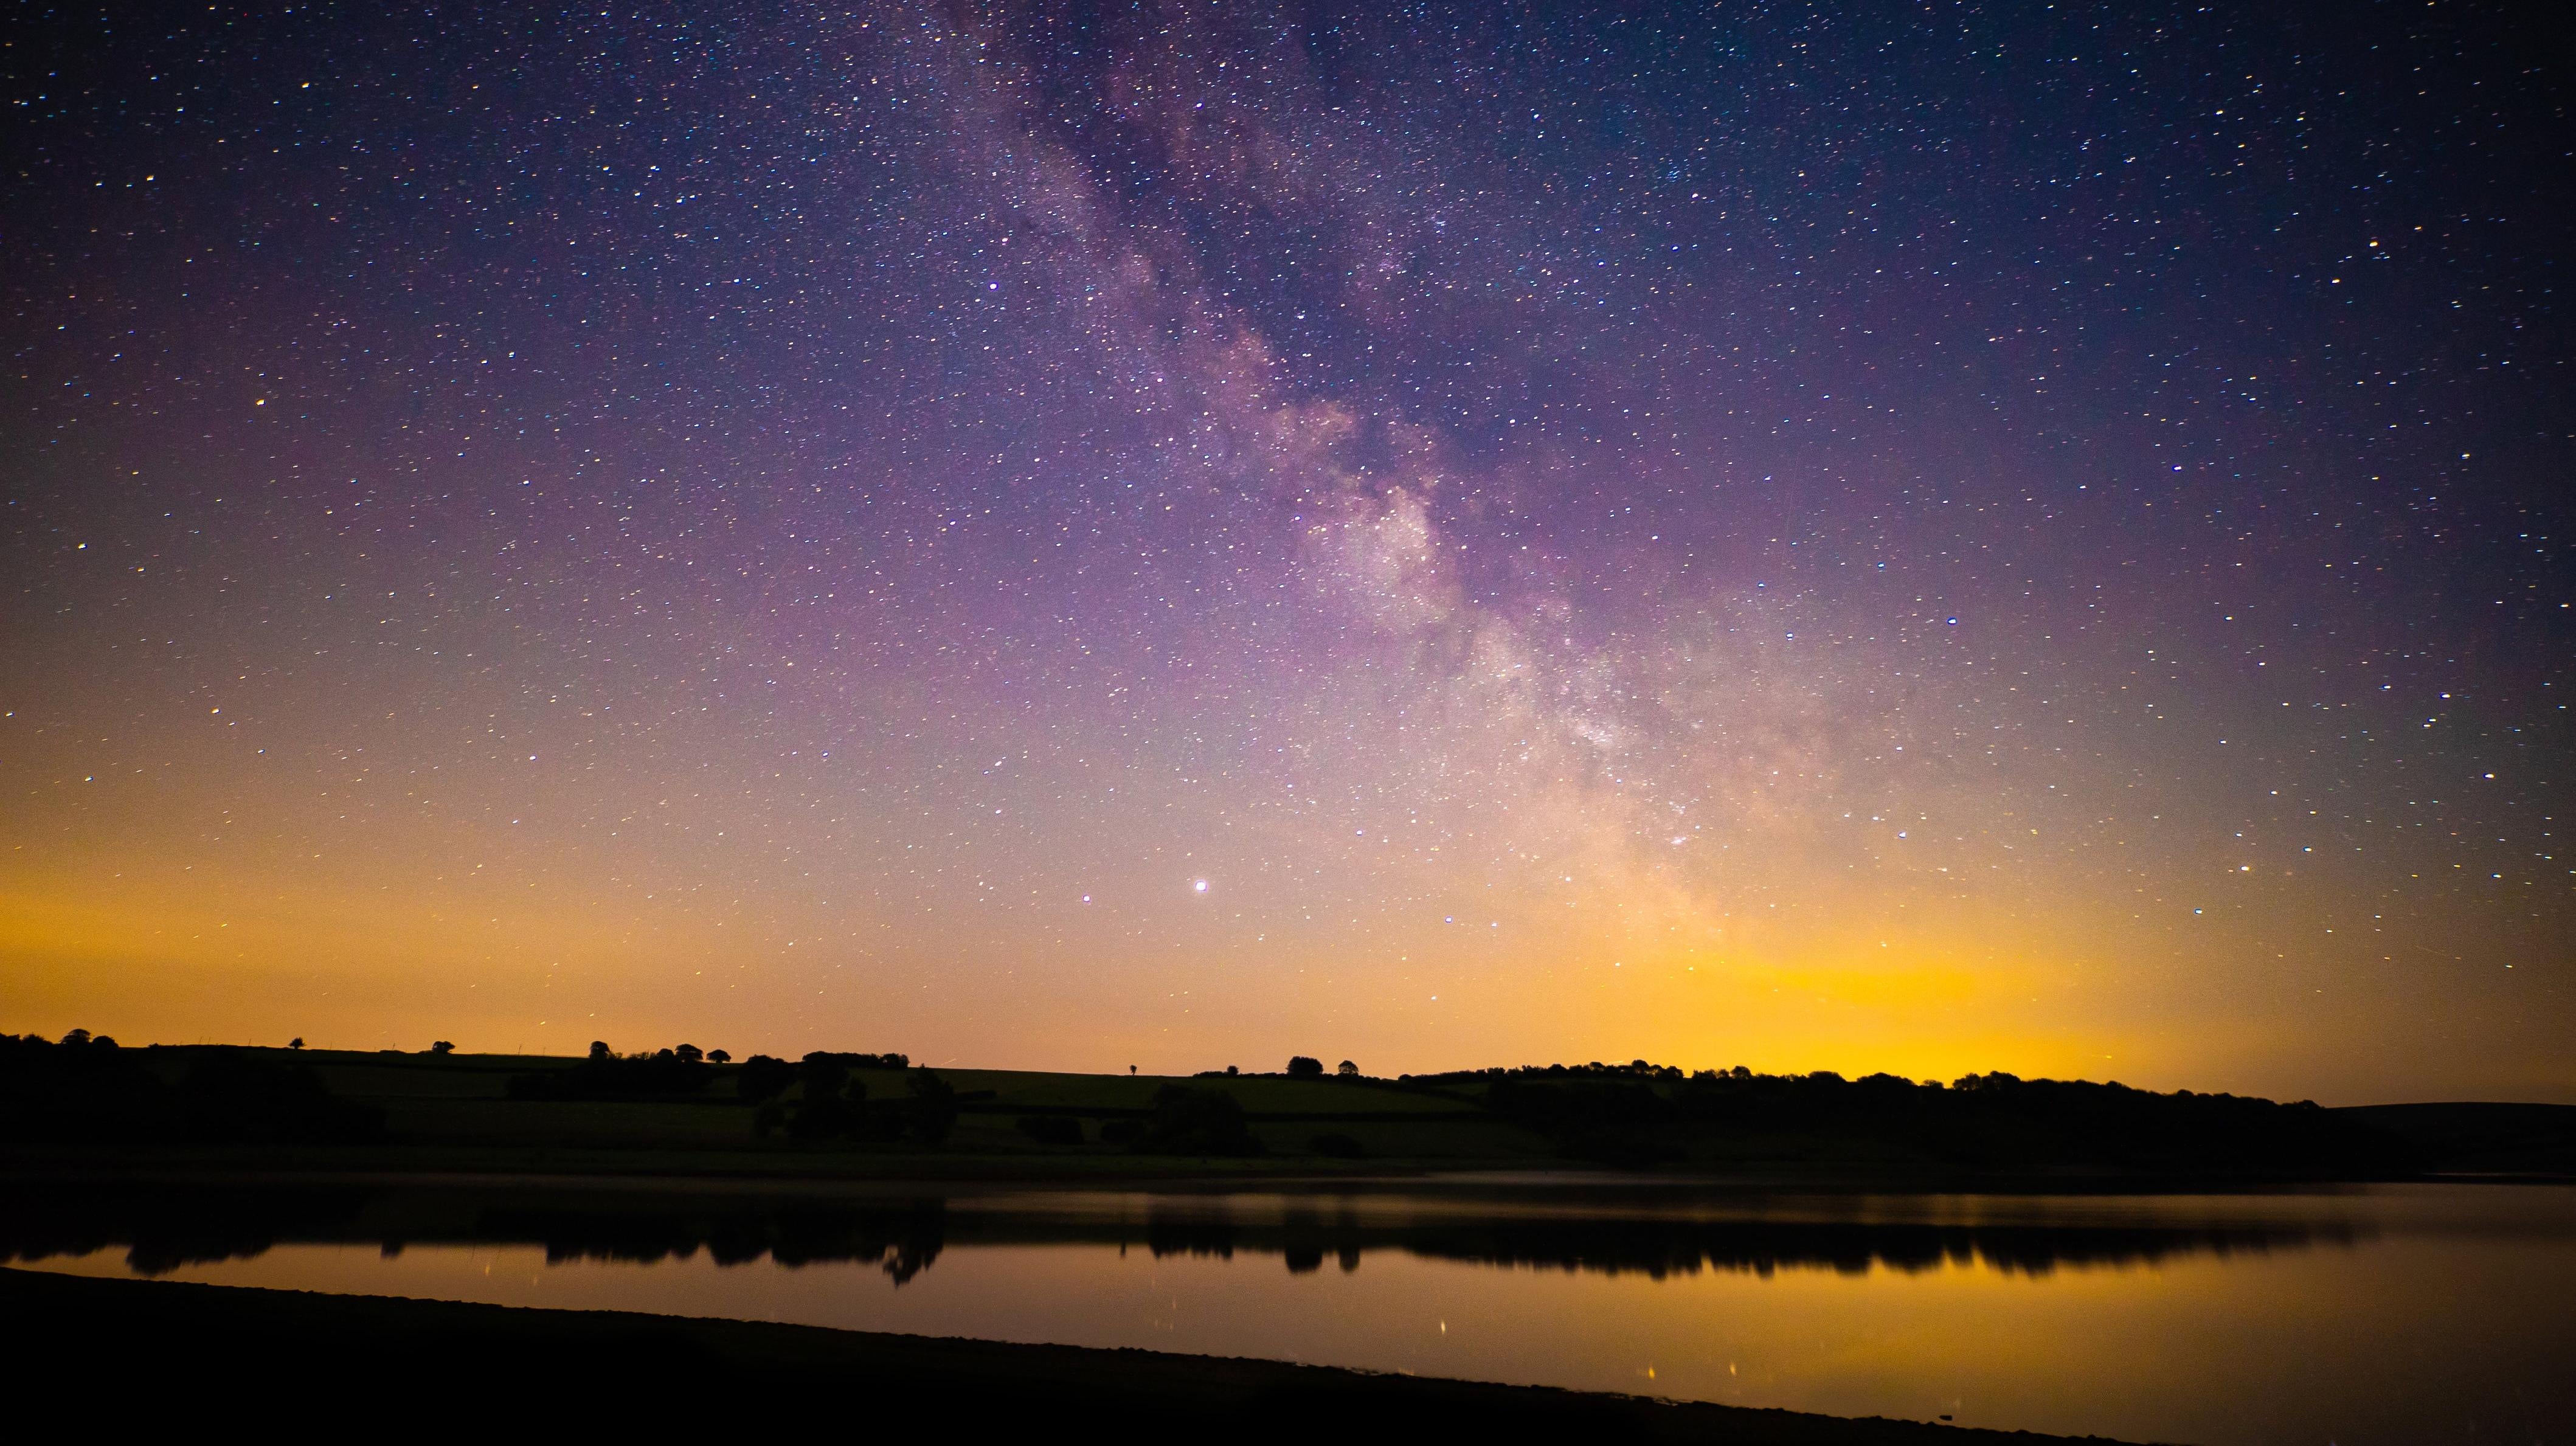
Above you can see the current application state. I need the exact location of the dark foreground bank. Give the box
[1,1267,2130,1441]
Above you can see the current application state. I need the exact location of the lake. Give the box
[9,1174,2571,1443]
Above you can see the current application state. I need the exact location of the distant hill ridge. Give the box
[14,1031,2555,1182]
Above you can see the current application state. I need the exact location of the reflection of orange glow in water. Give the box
[26,1188,2575,1446]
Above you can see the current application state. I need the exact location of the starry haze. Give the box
[4,2,2567,1102]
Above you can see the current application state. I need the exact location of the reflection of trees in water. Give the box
[1143,1216,1243,1261]
[476,1202,949,1284]
[2,1186,2349,1285]
[1138,1210,2341,1278]
[0,1188,947,1284]
[1390,1217,2348,1278]
[0,1186,373,1277]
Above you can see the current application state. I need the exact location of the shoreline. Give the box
[0,1266,2138,1440]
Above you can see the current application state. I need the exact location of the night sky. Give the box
[4,2,2566,1102]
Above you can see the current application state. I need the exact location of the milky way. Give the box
[4,2,2566,1099]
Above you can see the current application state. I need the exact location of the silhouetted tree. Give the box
[1337,1059,1358,1078]
[429,1041,455,1056]
[909,1070,958,1146]
[707,1049,731,1064]
[1136,1085,1262,1156]
[288,1038,304,1050]
[589,1040,612,1060]
[1287,1056,1323,1079]
[674,1043,704,1065]
[798,1053,850,1102]
[736,1054,797,1103]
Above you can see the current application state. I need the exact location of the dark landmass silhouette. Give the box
[2339,1102,2576,1178]
[0,1032,381,1146]
[1448,1062,2414,1176]
[6,1030,2544,1442]
[0,1266,2139,1441]
[7,1031,2558,1185]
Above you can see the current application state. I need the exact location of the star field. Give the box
[3,1,2567,1100]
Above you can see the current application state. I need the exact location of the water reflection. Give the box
[8,1178,2570,1444]
[0,1178,2350,1284]
[479,1201,950,1281]
[0,1185,377,1278]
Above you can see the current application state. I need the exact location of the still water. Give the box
[11,1176,2572,1444]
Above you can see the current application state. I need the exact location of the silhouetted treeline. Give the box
[0,1034,381,1146]
[508,1043,713,1100]
[757,1056,957,1147]
[800,1050,912,1071]
[503,1044,913,1105]
[1413,1062,2417,1176]
[1191,1056,1368,1080]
